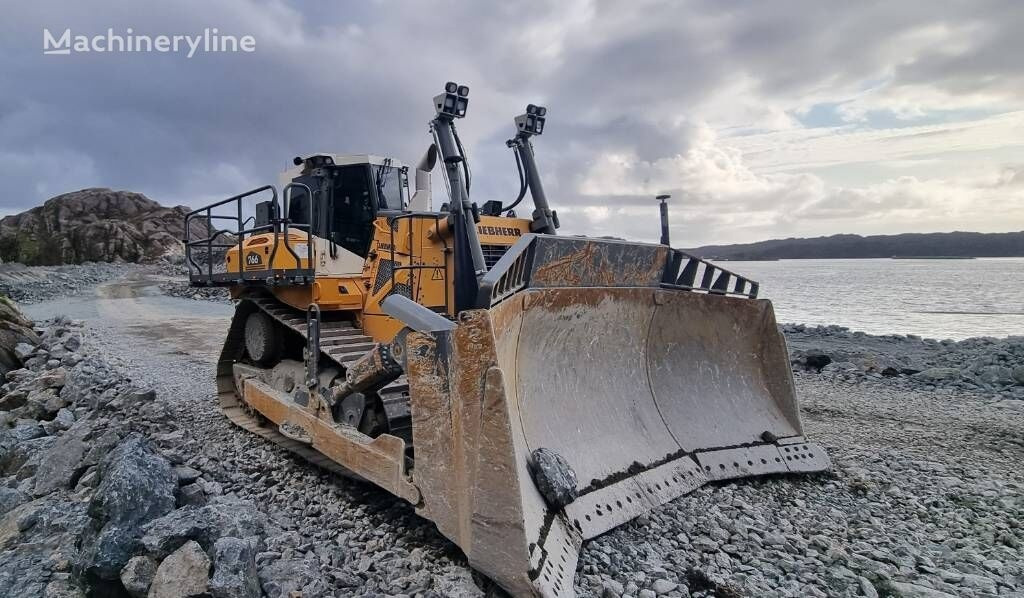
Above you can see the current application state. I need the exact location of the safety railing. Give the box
[661,251,759,298]
[184,184,315,287]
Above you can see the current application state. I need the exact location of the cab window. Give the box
[374,165,404,211]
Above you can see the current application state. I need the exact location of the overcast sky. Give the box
[2,0,1023,245]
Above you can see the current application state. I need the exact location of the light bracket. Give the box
[434,81,469,119]
[515,104,547,137]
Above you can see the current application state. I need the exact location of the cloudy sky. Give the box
[2,0,1023,246]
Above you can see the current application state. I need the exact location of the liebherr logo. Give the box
[43,28,256,57]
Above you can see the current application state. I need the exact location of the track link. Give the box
[215,291,412,475]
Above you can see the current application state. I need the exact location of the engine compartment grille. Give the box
[481,244,511,269]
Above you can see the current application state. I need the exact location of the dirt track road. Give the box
[25,271,232,367]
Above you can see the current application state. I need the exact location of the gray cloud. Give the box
[1,0,1023,245]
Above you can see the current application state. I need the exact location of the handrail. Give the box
[273,182,315,270]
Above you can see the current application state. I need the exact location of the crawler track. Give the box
[215,290,411,476]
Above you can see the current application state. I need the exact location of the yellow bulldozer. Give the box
[185,82,830,597]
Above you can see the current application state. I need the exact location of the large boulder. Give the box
[0,296,39,377]
[140,496,266,559]
[147,540,211,598]
[32,425,90,496]
[119,555,158,598]
[209,536,261,598]
[0,188,208,265]
[0,496,91,597]
[77,434,177,580]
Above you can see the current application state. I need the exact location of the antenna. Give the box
[656,194,671,246]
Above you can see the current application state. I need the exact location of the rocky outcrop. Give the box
[0,296,39,378]
[0,188,203,265]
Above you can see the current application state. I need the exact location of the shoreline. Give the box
[3,261,1022,401]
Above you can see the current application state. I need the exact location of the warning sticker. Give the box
[431,268,443,280]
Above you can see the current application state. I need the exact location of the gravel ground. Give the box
[786,324,1024,400]
[157,279,232,303]
[0,262,138,303]
[12,266,1024,597]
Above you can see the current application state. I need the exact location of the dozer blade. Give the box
[402,235,830,598]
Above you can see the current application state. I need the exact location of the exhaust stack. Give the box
[409,144,438,211]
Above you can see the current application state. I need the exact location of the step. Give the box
[319,328,365,340]
[327,342,377,356]
[321,335,373,346]
[330,351,375,364]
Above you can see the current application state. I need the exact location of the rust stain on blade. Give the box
[530,239,668,288]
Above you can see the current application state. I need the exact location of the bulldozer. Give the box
[185,82,830,597]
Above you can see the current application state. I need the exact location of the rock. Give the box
[914,368,960,382]
[0,487,26,516]
[651,579,676,594]
[887,581,956,597]
[35,367,67,390]
[62,336,81,352]
[174,466,202,485]
[431,566,484,598]
[257,556,327,598]
[1012,365,1024,385]
[148,540,210,598]
[209,537,261,598]
[42,407,75,435]
[958,573,997,592]
[0,389,27,410]
[0,497,91,597]
[858,576,879,598]
[601,579,625,597]
[0,189,200,265]
[9,420,45,442]
[77,434,177,580]
[119,555,158,598]
[528,448,578,509]
[141,497,265,558]
[32,432,88,496]
[176,483,207,507]
[802,349,833,370]
[0,297,40,377]
[1,435,56,479]
[14,342,36,361]
[42,578,86,598]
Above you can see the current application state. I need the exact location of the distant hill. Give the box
[0,189,203,266]
[688,231,1024,260]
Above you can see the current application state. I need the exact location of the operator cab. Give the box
[275,154,410,257]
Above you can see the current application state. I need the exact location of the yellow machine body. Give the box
[225,214,531,342]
